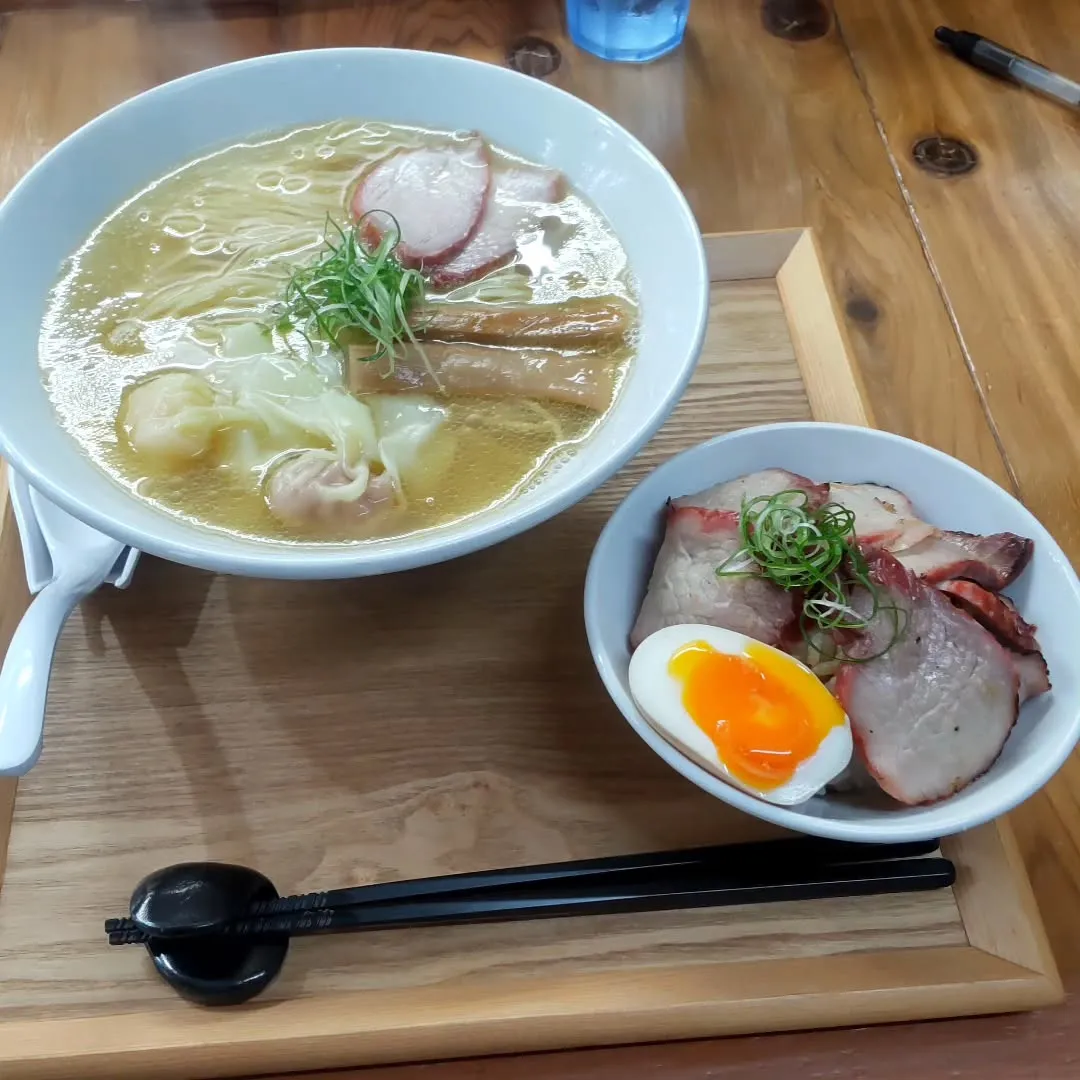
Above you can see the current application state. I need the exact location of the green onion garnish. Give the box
[276,212,425,367]
[716,490,906,661]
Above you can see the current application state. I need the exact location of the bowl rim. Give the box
[584,421,1080,842]
[0,47,709,579]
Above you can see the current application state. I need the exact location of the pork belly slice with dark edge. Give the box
[894,529,1033,590]
[630,506,798,650]
[833,549,1019,805]
[828,482,1033,589]
[671,468,829,513]
[928,578,1045,704]
[936,579,1041,654]
[936,578,1050,703]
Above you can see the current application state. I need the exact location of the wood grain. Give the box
[778,230,874,429]
[835,0,1080,544]
[950,818,1057,980]
[0,949,1050,1080]
[0,9,150,197]
[301,1004,1080,1080]
[833,0,1080,987]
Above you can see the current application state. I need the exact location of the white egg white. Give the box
[628,624,853,806]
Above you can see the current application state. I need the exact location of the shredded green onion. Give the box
[716,490,906,661]
[275,212,426,367]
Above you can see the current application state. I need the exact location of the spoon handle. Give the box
[0,579,82,775]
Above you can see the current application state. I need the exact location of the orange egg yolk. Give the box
[668,640,846,791]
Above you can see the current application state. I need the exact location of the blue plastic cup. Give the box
[566,0,690,63]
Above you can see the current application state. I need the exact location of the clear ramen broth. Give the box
[39,120,637,543]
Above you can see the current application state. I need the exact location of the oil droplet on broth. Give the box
[281,176,311,196]
[190,237,224,257]
[256,170,285,193]
[162,214,206,239]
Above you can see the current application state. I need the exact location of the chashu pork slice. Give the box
[827,482,1032,590]
[672,468,829,514]
[630,505,798,650]
[936,579,1040,654]
[936,579,1050,705]
[427,164,564,288]
[893,530,1033,591]
[1014,651,1052,704]
[352,135,491,268]
[828,482,936,550]
[834,548,1019,805]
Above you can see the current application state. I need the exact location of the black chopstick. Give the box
[104,836,940,937]
[247,836,941,914]
[107,853,953,945]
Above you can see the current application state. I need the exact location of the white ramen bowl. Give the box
[0,49,707,579]
[585,423,1080,842]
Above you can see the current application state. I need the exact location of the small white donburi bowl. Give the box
[585,422,1080,842]
[0,48,706,579]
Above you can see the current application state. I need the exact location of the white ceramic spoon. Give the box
[0,485,129,775]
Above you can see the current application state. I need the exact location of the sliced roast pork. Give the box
[630,506,798,649]
[672,469,829,514]
[833,549,1019,805]
[936,579,1040,654]
[1013,651,1052,704]
[352,136,491,268]
[892,530,1033,590]
[828,482,1032,589]
[828,483,935,550]
[428,165,564,289]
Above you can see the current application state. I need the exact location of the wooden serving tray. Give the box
[0,231,1061,1080]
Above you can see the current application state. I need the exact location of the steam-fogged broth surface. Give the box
[39,121,637,543]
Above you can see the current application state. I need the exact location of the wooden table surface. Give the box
[1,0,1079,1076]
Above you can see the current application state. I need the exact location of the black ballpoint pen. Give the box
[935,26,1080,108]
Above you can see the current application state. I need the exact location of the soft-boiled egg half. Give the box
[628,625,852,806]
